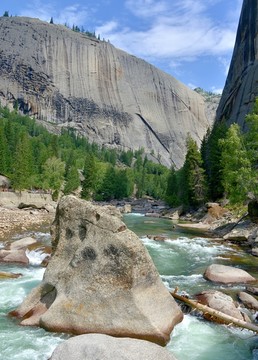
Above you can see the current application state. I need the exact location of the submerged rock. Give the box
[50,333,177,360]
[204,264,256,284]
[0,271,22,279]
[11,195,183,346]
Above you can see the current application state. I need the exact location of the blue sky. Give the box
[1,0,243,93]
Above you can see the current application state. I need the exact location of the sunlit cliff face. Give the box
[0,16,210,168]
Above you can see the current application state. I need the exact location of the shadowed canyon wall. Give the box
[216,0,258,128]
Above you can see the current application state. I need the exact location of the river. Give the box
[0,213,258,359]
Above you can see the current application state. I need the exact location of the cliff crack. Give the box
[135,113,170,154]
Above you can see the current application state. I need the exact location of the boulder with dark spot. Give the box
[11,195,183,346]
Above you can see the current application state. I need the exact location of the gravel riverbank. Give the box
[0,207,54,241]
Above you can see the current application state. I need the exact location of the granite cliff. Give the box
[0,16,211,167]
[216,0,258,128]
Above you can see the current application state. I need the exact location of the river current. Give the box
[1,213,258,359]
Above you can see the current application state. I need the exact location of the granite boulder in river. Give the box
[11,195,183,346]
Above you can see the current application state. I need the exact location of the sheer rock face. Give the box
[11,195,183,346]
[216,0,258,128]
[0,17,210,167]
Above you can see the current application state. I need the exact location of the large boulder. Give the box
[204,264,256,285]
[11,195,183,346]
[0,248,29,265]
[195,290,244,321]
[50,333,177,360]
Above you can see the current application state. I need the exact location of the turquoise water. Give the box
[1,215,258,359]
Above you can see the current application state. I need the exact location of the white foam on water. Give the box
[0,326,67,360]
[168,314,255,360]
[165,236,236,261]
[125,212,145,217]
[25,249,49,266]
[0,267,45,309]
[140,236,163,249]
[161,273,206,292]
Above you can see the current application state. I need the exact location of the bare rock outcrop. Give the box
[11,195,183,346]
[50,333,178,360]
[216,0,258,127]
[204,264,256,285]
[0,16,210,167]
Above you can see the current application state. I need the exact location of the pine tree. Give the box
[219,124,252,204]
[182,136,207,207]
[245,99,258,168]
[201,122,227,200]
[244,99,258,198]
[81,154,97,199]
[42,157,65,195]
[63,166,80,195]
[98,165,116,201]
[11,131,34,191]
[0,126,8,175]
[166,167,180,206]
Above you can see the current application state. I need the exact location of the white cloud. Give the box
[97,0,239,63]
[20,0,54,21]
[125,0,168,18]
[218,56,231,76]
[211,86,223,94]
[188,82,199,90]
[20,1,90,27]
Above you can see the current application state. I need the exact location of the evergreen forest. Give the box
[1,98,258,208]
[166,99,258,209]
[0,106,169,201]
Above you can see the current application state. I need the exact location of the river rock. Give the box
[238,292,258,311]
[195,290,244,321]
[7,236,37,250]
[50,333,177,360]
[11,195,183,346]
[0,249,29,265]
[0,271,22,279]
[246,286,258,296]
[204,264,256,284]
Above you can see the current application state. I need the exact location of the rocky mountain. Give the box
[0,16,211,168]
[216,0,258,128]
[194,88,221,127]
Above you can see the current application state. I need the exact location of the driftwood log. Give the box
[171,291,258,333]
